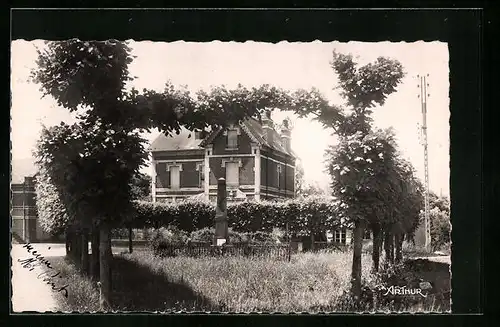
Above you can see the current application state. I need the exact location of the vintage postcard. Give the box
[11,38,451,313]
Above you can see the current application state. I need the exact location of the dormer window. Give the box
[227,130,238,149]
[195,130,207,140]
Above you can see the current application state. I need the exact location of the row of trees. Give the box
[32,40,425,308]
[314,51,424,300]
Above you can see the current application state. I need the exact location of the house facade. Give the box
[11,175,52,242]
[150,114,296,203]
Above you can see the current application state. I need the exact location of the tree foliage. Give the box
[298,182,327,198]
[294,159,305,196]
[425,193,450,250]
[34,122,147,232]
[130,172,152,201]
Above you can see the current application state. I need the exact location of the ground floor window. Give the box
[333,228,347,244]
[169,165,181,190]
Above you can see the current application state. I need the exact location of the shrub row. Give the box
[131,196,342,234]
[149,226,289,259]
[150,226,282,247]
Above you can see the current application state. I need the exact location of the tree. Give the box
[130,172,152,201]
[294,159,306,197]
[31,39,334,309]
[379,155,424,266]
[311,50,406,301]
[425,192,450,251]
[298,182,327,198]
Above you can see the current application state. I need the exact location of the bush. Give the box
[430,208,450,251]
[188,227,283,246]
[246,231,277,245]
[337,258,450,312]
[150,226,189,257]
[132,196,341,236]
[111,228,132,239]
[189,227,215,244]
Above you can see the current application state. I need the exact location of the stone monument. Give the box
[214,178,229,245]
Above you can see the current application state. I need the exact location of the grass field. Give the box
[47,249,450,312]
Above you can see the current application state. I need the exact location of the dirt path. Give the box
[11,243,65,312]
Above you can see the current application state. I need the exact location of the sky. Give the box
[10,40,450,196]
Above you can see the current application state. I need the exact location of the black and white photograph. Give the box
[11,36,451,313]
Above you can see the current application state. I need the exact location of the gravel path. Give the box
[11,243,65,312]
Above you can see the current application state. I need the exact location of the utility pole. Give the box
[418,74,431,253]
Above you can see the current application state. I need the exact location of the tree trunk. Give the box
[99,222,113,310]
[383,231,394,265]
[128,226,133,254]
[65,232,71,257]
[371,224,382,272]
[395,234,403,263]
[90,227,100,281]
[310,232,315,251]
[72,232,82,265]
[81,231,89,275]
[350,220,364,301]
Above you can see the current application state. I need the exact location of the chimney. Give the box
[280,119,292,153]
[261,110,274,144]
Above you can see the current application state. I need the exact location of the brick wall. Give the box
[212,129,253,155]
[11,178,50,242]
[208,157,255,186]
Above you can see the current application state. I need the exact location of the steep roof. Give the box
[149,118,296,158]
[148,127,204,152]
[11,157,37,184]
[242,118,294,156]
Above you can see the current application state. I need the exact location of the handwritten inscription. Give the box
[17,243,69,298]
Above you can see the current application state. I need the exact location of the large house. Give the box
[11,158,51,242]
[149,114,296,203]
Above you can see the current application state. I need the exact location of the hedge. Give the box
[131,196,342,235]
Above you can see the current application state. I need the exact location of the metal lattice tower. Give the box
[418,74,431,252]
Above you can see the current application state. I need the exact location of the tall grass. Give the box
[124,250,373,312]
[47,249,449,312]
[45,256,101,312]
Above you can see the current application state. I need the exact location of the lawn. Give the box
[46,249,450,312]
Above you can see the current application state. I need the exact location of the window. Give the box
[226,162,239,187]
[170,166,180,190]
[334,229,347,244]
[195,131,206,139]
[227,130,238,149]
